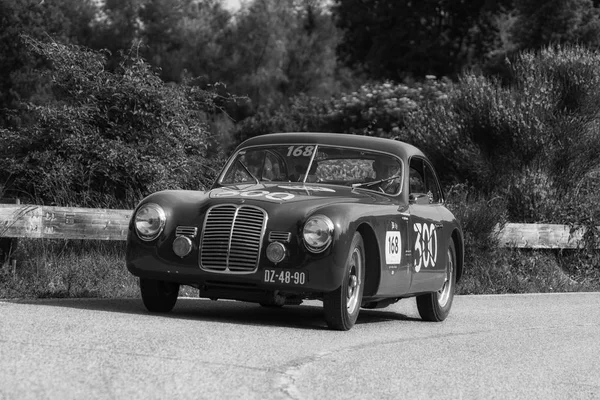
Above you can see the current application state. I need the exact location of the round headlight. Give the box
[134,203,166,241]
[303,215,334,253]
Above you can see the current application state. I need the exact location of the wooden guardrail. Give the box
[0,204,131,241]
[0,203,595,249]
[496,223,589,249]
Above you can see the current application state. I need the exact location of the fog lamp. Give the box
[266,242,286,264]
[173,236,193,258]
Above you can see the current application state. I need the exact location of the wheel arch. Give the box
[356,223,380,297]
[451,228,464,282]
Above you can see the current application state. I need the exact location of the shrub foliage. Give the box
[234,77,451,148]
[237,45,600,230]
[1,40,599,298]
[0,36,224,208]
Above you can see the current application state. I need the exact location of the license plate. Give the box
[263,269,307,285]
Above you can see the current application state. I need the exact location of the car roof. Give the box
[237,132,426,160]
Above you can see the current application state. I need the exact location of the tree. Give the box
[220,0,344,111]
[136,0,232,83]
[332,0,512,81]
[510,0,600,50]
[0,0,97,126]
[90,0,140,61]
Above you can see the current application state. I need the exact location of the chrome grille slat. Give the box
[199,204,267,273]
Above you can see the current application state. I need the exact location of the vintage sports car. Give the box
[126,132,464,330]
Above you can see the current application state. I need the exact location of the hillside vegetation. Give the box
[1,0,599,297]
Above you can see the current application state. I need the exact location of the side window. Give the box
[409,159,425,195]
[423,162,442,203]
[409,157,442,204]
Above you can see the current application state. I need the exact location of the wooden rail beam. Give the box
[496,223,589,249]
[0,204,131,241]
[0,204,597,248]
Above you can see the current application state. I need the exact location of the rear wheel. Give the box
[323,232,365,331]
[140,278,180,313]
[417,240,456,321]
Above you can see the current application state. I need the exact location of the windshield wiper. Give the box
[238,160,260,185]
[351,174,401,189]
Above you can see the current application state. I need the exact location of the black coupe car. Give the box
[126,132,464,330]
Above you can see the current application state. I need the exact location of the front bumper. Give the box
[126,246,346,295]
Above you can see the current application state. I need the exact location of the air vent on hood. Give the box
[268,231,291,243]
[176,226,198,238]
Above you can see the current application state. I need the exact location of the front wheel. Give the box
[416,240,457,322]
[323,232,365,331]
[140,278,180,313]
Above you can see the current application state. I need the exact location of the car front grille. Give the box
[199,204,267,273]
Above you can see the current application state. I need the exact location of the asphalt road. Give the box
[1,293,599,400]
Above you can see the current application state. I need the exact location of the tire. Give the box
[323,232,365,331]
[139,278,180,313]
[416,240,457,322]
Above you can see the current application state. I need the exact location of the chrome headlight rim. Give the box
[303,214,334,253]
[134,203,166,242]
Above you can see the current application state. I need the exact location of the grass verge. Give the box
[0,238,598,299]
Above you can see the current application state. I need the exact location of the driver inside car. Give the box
[372,156,401,194]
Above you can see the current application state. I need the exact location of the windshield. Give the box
[219,144,403,195]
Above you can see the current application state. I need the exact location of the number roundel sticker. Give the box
[385,231,401,265]
[413,223,438,272]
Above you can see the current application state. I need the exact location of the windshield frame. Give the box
[216,143,405,196]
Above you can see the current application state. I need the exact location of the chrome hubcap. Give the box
[346,248,361,314]
[437,248,454,307]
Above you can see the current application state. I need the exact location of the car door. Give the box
[376,206,412,296]
[407,157,448,293]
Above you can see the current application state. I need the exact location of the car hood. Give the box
[137,184,398,226]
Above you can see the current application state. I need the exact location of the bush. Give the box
[0,36,226,208]
[233,78,451,150]
[447,185,600,294]
[456,249,596,295]
[233,94,335,148]
[445,184,507,252]
[327,78,451,137]
[401,46,600,225]
[236,46,600,227]
[400,72,554,191]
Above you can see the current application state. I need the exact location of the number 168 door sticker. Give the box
[385,231,401,265]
